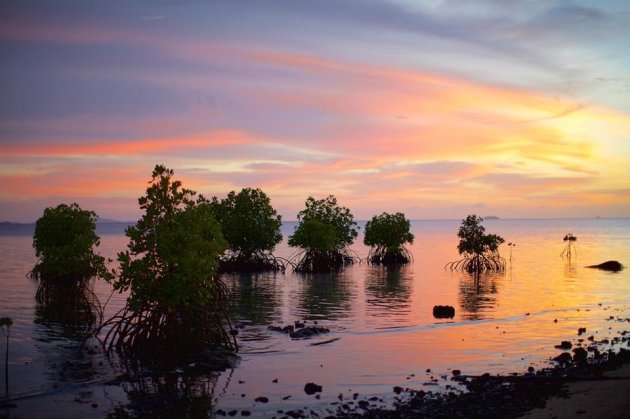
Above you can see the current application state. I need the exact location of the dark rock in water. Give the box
[553,352,572,364]
[255,396,269,403]
[290,326,330,339]
[573,347,588,364]
[393,386,403,394]
[578,327,586,336]
[304,382,323,395]
[433,305,455,319]
[585,260,624,272]
[555,341,572,350]
[267,324,295,334]
[294,320,305,329]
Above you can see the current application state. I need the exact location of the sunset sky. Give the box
[1,0,629,222]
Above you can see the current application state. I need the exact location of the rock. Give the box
[585,261,623,272]
[433,305,455,319]
[578,327,586,336]
[358,400,370,409]
[304,382,323,395]
[573,347,588,364]
[554,341,572,350]
[290,326,329,339]
[255,396,269,403]
[553,352,572,364]
[393,386,403,394]
[452,369,462,376]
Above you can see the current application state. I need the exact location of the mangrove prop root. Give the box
[445,254,506,273]
[291,249,359,273]
[95,280,237,367]
[366,246,413,265]
[219,251,286,273]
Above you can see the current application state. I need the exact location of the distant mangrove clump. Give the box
[364,212,414,265]
[100,165,236,366]
[288,195,359,273]
[446,214,505,273]
[29,203,111,328]
[210,188,284,273]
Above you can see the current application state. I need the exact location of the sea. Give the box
[0,218,629,417]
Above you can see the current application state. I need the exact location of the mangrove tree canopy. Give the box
[446,214,505,273]
[364,212,414,265]
[288,195,358,272]
[211,188,283,272]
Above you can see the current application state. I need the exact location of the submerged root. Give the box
[34,278,103,333]
[367,246,413,265]
[445,254,506,273]
[218,251,286,273]
[291,249,358,273]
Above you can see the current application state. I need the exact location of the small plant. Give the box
[211,188,284,272]
[445,215,505,273]
[99,165,235,366]
[560,233,577,259]
[364,212,414,265]
[507,242,516,262]
[288,195,359,273]
[1,317,12,396]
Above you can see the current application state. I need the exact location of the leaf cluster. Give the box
[456,215,504,257]
[210,188,282,256]
[113,165,228,313]
[364,212,414,251]
[288,195,358,252]
[30,203,111,283]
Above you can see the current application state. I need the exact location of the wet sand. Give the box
[522,363,630,419]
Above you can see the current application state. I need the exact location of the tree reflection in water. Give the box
[293,271,356,321]
[458,273,503,320]
[109,370,227,418]
[224,273,282,326]
[365,266,412,320]
[33,281,107,385]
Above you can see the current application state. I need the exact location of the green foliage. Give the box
[446,215,505,273]
[288,195,358,251]
[288,196,358,272]
[364,212,414,265]
[103,165,235,363]
[456,215,504,257]
[30,203,111,284]
[211,188,283,272]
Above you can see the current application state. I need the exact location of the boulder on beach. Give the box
[585,261,624,272]
[433,305,455,319]
[304,382,323,395]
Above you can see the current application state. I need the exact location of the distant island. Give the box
[484,216,500,220]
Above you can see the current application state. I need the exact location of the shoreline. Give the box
[306,329,630,418]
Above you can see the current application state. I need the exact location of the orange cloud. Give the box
[0,130,257,157]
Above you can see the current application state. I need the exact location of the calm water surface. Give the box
[1,219,629,417]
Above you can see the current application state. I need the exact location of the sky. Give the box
[1,0,629,222]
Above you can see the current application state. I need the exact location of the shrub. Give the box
[288,195,359,273]
[364,212,414,265]
[30,203,110,285]
[100,165,235,365]
[445,215,505,273]
[211,188,283,272]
